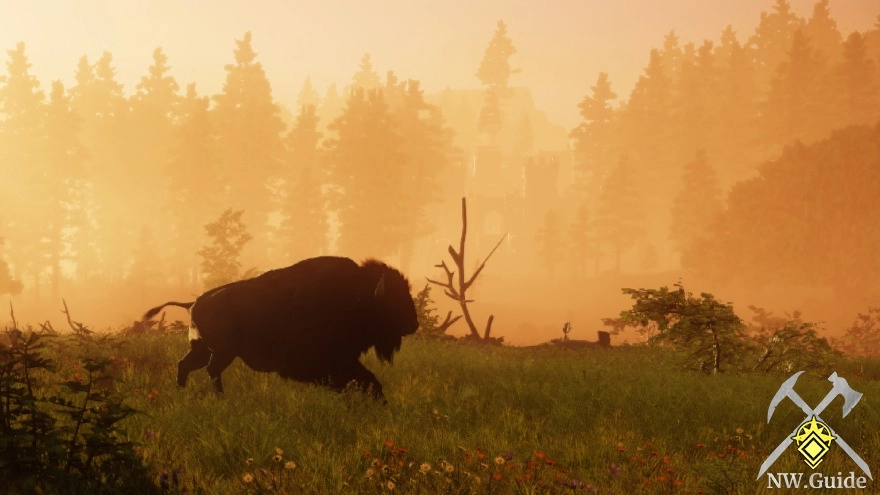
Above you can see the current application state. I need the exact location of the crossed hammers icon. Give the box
[757,371,871,480]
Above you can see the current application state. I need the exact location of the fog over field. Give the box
[1,0,879,344]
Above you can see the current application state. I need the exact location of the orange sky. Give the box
[2,0,877,130]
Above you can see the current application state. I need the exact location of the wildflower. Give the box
[560,478,585,489]
[363,451,372,458]
[534,451,546,460]
[386,480,395,490]
[365,468,374,478]
[657,475,668,482]
[445,463,455,474]
[609,463,620,476]
[384,440,395,448]
[245,457,254,466]
[284,461,296,470]
[492,471,502,481]
[372,459,382,468]
[735,428,744,435]
[243,473,254,483]
[159,471,169,488]
[501,450,513,461]
[725,445,735,452]
[695,443,705,449]
[419,462,431,474]
[473,475,481,484]
[494,456,505,465]
[617,442,625,452]
[275,447,284,456]
[476,451,486,460]
[273,454,283,462]
[177,466,186,476]
[545,458,557,466]
[144,428,156,441]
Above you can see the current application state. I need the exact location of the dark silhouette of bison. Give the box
[142,256,419,400]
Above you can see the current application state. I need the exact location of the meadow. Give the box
[3,328,880,494]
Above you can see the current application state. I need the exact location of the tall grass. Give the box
[4,330,880,493]
[108,335,880,494]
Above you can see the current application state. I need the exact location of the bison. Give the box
[142,256,419,400]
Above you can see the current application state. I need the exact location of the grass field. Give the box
[5,330,880,494]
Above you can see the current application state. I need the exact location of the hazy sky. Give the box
[1,0,877,130]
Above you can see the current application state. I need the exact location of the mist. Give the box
[1,0,879,345]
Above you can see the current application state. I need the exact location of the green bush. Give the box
[0,327,157,494]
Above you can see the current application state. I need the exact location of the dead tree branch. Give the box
[427,197,505,341]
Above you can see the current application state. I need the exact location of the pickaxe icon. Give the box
[757,371,871,480]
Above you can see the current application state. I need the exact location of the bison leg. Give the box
[206,351,236,393]
[328,361,385,402]
[178,340,211,387]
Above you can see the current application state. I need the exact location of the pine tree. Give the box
[803,0,842,66]
[748,0,803,91]
[670,150,723,256]
[570,72,618,202]
[476,20,518,92]
[674,41,716,158]
[318,83,343,132]
[351,53,381,90]
[715,27,760,184]
[296,76,320,108]
[835,32,878,127]
[69,51,131,283]
[212,32,285,267]
[126,47,181,271]
[760,28,826,145]
[594,155,644,273]
[325,88,406,259]
[165,83,221,289]
[390,79,456,270]
[0,42,46,296]
[476,20,518,144]
[278,104,328,262]
[42,80,86,301]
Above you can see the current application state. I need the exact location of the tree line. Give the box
[0,0,879,308]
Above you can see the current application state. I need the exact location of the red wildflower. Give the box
[384,440,395,448]
[695,443,706,449]
[492,472,503,481]
[534,451,546,460]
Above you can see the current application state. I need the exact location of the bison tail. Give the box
[142,301,194,321]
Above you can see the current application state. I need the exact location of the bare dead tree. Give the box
[435,311,462,334]
[427,197,506,341]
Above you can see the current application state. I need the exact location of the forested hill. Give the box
[0,1,878,336]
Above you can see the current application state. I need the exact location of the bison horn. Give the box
[374,274,386,298]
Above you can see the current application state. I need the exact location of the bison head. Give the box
[362,259,419,362]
